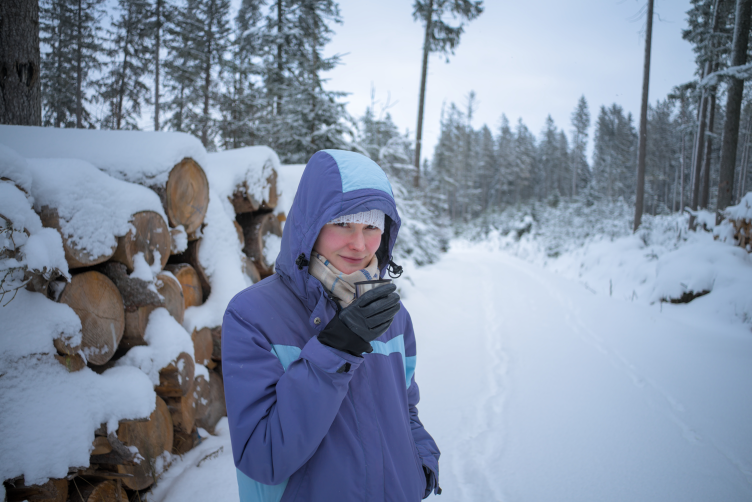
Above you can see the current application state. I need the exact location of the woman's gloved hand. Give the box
[318,284,401,356]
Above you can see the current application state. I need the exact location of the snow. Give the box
[0,356,156,485]
[0,288,81,361]
[182,189,251,333]
[725,191,752,221]
[262,233,282,264]
[0,144,33,195]
[148,419,238,502]
[275,164,306,219]
[1,179,69,293]
[0,125,207,187]
[204,146,281,208]
[405,244,752,500]
[115,308,195,386]
[25,157,167,260]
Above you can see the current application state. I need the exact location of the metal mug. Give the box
[354,279,393,299]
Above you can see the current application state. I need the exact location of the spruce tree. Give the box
[40,0,105,128]
[570,95,590,198]
[592,104,638,201]
[98,0,152,130]
[412,0,483,185]
[218,0,264,149]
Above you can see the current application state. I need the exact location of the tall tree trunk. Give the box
[75,0,83,128]
[633,0,653,232]
[154,0,161,131]
[116,23,132,130]
[737,112,752,200]
[680,126,686,211]
[716,0,752,221]
[0,0,41,125]
[413,0,433,188]
[201,9,213,147]
[700,89,716,208]
[276,0,283,117]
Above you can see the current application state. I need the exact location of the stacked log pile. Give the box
[2,149,234,501]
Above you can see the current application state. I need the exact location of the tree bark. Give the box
[154,0,162,131]
[4,477,68,502]
[0,0,41,125]
[716,0,752,222]
[633,0,654,232]
[413,0,433,188]
[58,271,125,366]
[700,90,717,208]
[70,480,127,502]
[155,351,195,398]
[99,262,163,352]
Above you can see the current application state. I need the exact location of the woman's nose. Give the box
[348,229,366,251]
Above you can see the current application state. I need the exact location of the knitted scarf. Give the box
[308,252,380,308]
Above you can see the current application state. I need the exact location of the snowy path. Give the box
[405,244,752,501]
[150,244,752,501]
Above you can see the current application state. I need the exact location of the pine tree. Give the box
[218,0,264,149]
[40,0,105,128]
[1,0,42,125]
[512,118,536,204]
[412,0,483,186]
[164,0,230,148]
[495,114,515,208]
[98,0,152,130]
[537,115,559,202]
[592,104,638,201]
[570,95,590,198]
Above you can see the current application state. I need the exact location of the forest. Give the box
[0,0,749,228]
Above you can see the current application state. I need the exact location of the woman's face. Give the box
[313,222,382,274]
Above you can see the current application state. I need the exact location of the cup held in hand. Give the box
[354,279,393,299]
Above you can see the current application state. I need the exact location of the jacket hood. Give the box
[275,149,401,311]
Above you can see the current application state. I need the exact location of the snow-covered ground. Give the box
[150,235,752,501]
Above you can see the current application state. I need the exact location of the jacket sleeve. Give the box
[222,305,363,485]
[405,314,441,498]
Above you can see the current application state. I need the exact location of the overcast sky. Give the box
[322,0,698,163]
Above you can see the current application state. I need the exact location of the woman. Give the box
[222,149,441,501]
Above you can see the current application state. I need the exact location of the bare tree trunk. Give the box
[633,0,653,232]
[738,111,752,200]
[716,0,752,222]
[75,0,84,128]
[414,0,433,188]
[154,0,162,131]
[700,89,716,208]
[0,0,41,125]
[201,12,213,147]
[276,0,283,116]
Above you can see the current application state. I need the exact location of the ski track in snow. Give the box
[506,254,752,488]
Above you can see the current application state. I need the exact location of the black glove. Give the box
[318,283,401,356]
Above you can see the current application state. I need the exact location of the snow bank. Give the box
[115,308,195,386]
[26,158,167,261]
[0,144,33,194]
[0,125,207,186]
[147,419,238,502]
[182,190,250,332]
[204,146,281,207]
[467,200,752,329]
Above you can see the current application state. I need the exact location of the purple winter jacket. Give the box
[222,150,441,502]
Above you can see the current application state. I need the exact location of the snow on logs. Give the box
[0,132,288,494]
[0,125,210,241]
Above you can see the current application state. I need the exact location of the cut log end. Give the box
[111,211,171,272]
[237,212,282,278]
[58,271,125,366]
[166,158,209,238]
[116,396,173,491]
[156,352,196,398]
[165,263,203,308]
[40,206,117,269]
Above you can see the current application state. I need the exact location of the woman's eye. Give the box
[334,222,348,228]
[366,225,378,230]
